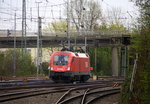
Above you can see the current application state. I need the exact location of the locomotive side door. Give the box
[75,57,80,72]
[79,58,87,71]
[71,57,80,74]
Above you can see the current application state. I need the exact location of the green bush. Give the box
[41,62,49,76]
[0,49,36,77]
[88,47,111,76]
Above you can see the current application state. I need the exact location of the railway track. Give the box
[0,77,123,103]
[0,82,121,103]
[0,87,68,102]
[0,77,123,90]
[55,86,120,104]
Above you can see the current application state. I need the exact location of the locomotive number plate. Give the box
[57,68,63,70]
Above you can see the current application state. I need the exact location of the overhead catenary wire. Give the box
[0,0,68,31]
[59,4,62,20]
[51,6,54,20]
[0,1,20,11]
[29,2,67,9]
[0,0,139,33]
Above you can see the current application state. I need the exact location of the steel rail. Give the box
[0,82,78,90]
[0,79,50,83]
[0,80,52,86]
[55,84,113,104]
[0,83,112,102]
[55,88,75,104]
[85,90,120,104]
[0,86,68,98]
[81,88,90,104]
[0,79,123,90]
[58,87,120,104]
[0,76,124,85]
[0,79,121,103]
[0,89,46,97]
[0,88,68,102]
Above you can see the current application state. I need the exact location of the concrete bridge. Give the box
[0,30,130,48]
[0,30,131,77]
[0,35,130,48]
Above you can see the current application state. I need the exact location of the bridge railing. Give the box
[0,30,130,37]
[0,30,37,37]
[43,30,130,37]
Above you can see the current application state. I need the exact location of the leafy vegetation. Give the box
[41,62,49,76]
[121,0,150,104]
[44,21,67,32]
[88,47,112,76]
[0,49,36,77]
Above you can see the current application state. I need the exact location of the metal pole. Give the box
[38,17,42,75]
[13,12,16,77]
[37,2,40,77]
[75,0,84,50]
[85,37,87,53]
[67,0,70,49]
[37,19,39,77]
[95,48,97,76]
[130,53,138,92]
[21,0,24,55]
[24,0,26,52]
[120,46,127,76]
[124,46,127,76]
[36,2,42,77]
[22,0,26,55]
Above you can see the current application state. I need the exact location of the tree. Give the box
[108,22,127,31]
[70,0,104,31]
[43,20,67,33]
[0,49,36,77]
[121,0,150,104]
[106,7,127,33]
[132,1,150,103]
[106,7,123,25]
[88,47,111,76]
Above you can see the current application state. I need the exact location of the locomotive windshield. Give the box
[54,55,68,65]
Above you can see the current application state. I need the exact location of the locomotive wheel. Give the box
[80,75,85,83]
[80,75,90,83]
[54,78,72,83]
[64,77,72,83]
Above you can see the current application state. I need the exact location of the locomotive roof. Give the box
[52,51,89,58]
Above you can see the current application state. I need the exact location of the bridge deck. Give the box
[0,35,130,48]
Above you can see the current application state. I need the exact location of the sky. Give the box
[0,0,139,32]
[102,0,138,17]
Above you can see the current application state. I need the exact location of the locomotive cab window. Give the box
[54,55,68,65]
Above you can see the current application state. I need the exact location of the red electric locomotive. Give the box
[49,51,92,83]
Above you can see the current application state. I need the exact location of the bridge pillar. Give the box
[112,47,119,76]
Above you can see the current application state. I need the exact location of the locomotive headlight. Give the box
[48,66,51,70]
[51,67,54,71]
[67,67,70,71]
